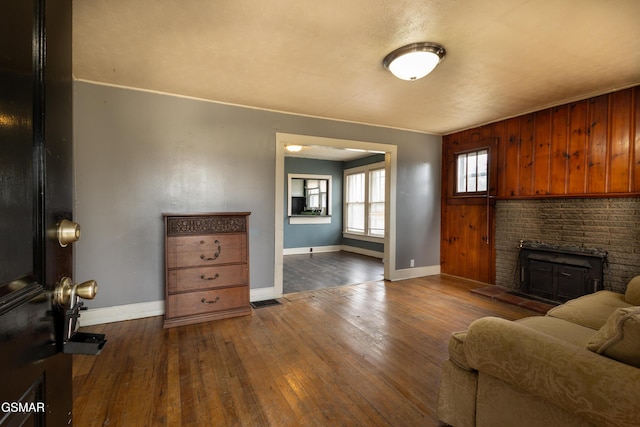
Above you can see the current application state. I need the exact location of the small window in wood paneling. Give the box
[456,149,488,194]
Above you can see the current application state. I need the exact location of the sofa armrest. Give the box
[464,317,640,427]
[625,275,640,305]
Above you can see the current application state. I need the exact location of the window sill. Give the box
[289,216,331,225]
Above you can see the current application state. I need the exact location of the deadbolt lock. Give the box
[57,219,81,247]
[54,277,98,307]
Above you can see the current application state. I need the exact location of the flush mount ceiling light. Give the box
[383,42,446,81]
[285,145,303,152]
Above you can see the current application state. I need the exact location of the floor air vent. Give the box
[250,299,282,309]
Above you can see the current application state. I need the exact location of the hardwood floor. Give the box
[283,251,384,294]
[73,275,539,426]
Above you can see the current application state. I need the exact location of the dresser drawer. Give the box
[165,286,249,319]
[166,234,246,268]
[167,264,247,293]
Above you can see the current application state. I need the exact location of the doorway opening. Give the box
[274,133,397,297]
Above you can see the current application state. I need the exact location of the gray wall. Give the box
[284,157,343,248]
[73,81,441,308]
[395,139,442,268]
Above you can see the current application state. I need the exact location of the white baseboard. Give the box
[79,300,164,327]
[283,245,342,255]
[283,244,383,259]
[341,245,383,259]
[79,289,285,326]
[250,286,282,301]
[389,264,440,281]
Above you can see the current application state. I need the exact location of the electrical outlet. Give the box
[410,259,415,267]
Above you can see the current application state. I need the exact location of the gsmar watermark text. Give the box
[1,401,46,413]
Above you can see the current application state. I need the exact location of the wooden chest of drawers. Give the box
[163,212,251,328]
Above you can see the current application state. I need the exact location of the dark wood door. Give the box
[1,0,74,425]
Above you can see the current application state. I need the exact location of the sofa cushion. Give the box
[516,316,596,347]
[587,306,640,368]
[546,290,631,330]
[624,275,640,305]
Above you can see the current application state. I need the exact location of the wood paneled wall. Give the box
[440,201,495,284]
[441,86,640,283]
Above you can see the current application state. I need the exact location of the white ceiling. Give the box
[284,145,382,162]
[73,0,640,135]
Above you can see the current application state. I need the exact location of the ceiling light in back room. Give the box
[285,145,303,152]
[383,42,446,81]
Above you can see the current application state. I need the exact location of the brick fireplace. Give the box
[495,198,640,294]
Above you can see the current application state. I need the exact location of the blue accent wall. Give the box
[342,237,383,253]
[284,157,343,248]
[343,154,385,169]
[284,154,388,253]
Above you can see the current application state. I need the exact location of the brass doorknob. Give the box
[57,219,81,247]
[76,280,98,300]
[54,277,98,306]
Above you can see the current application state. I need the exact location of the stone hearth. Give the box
[471,285,556,314]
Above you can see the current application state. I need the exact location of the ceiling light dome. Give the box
[383,42,446,81]
[285,145,303,152]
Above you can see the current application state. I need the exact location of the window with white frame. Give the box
[345,172,365,233]
[344,162,385,238]
[456,149,488,194]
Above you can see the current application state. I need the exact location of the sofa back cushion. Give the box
[547,290,631,330]
[587,307,640,368]
[625,275,640,305]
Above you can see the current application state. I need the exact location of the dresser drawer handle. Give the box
[200,240,221,261]
[200,273,220,281]
[201,296,220,305]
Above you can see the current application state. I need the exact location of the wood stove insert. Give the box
[517,241,608,303]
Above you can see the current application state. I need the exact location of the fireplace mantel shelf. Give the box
[519,240,608,259]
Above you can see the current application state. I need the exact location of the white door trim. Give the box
[273,132,398,298]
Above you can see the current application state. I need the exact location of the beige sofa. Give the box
[437,276,640,427]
